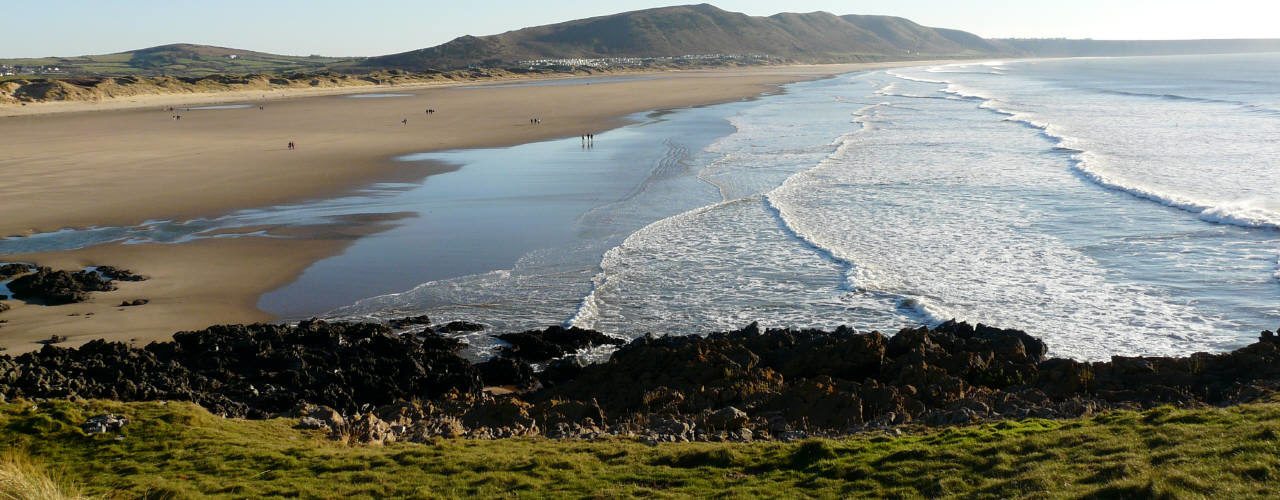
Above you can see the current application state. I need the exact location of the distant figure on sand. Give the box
[288,141,295,150]
[401,119,408,125]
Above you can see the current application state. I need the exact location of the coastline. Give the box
[0,61,949,352]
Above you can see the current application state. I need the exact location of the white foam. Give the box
[885,70,947,85]
[973,97,1280,231]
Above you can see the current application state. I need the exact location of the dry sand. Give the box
[0,62,928,353]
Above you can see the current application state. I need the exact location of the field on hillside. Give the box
[2,399,1278,498]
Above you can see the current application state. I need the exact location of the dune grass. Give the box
[0,449,85,500]
[1,398,1278,498]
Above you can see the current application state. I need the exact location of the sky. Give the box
[6,0,1280,58]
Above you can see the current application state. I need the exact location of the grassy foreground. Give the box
[1,399,1278,498]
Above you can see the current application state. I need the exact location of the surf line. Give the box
[889,69,1280,232]
[759,101,955,325]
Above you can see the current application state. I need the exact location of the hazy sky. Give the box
[7,0,1279,58]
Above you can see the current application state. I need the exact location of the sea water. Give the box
[333,54,1280,359]
[4,54,1277,359]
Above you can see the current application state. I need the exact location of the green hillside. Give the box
[4,399,1280,498]
[358,4,1008,71]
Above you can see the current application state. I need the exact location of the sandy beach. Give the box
[0,62,925,352]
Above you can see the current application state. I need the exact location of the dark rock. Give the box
[5,320,1280,441]
[0,263,32,280]
[0,321,482,418]
[540,355,588,386]
[95,266,147,282]
[495,326,625,362]
[435,320,486,333]
[387,315,431,329]
[119,299,149,307]
[8,267,116,305]
[36,335,67,345]
[475,357,536,389]
[0,302,8,314]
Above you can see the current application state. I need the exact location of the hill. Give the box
[6,6,1280,82]
[357,4,1008,71]
[0,43,353,78]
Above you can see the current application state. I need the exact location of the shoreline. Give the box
[0,61,955,352]
[0,62,955,119]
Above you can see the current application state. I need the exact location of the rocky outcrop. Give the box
[0,320,482,418]
[7,267,116,305]
[435,321,486,333]
[0,263,33,281]
[95,266,147,282]
[387,315,432,329]
[1,319,1278,442]
[495,326,625,362]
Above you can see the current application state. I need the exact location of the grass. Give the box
[0,449,85,500]
[2,399,1279,498]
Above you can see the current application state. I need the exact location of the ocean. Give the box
[4,53,1277,360]
[332,53,1280,360]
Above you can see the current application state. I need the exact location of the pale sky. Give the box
[6,0,1279,58]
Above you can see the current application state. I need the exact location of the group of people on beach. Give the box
[581,133,595,148]
[287,141,296,150]
[530,117,542,124]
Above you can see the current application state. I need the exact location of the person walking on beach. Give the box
[402,118,408,125]
[288,141,295,150]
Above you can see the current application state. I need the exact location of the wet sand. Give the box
[0,62,934,353]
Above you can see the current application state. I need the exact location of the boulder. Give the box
[705,406,748,430]
[82,414,127,434]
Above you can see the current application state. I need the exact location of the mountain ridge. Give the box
[6,4,1280,78]
[357,4,1005,71]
